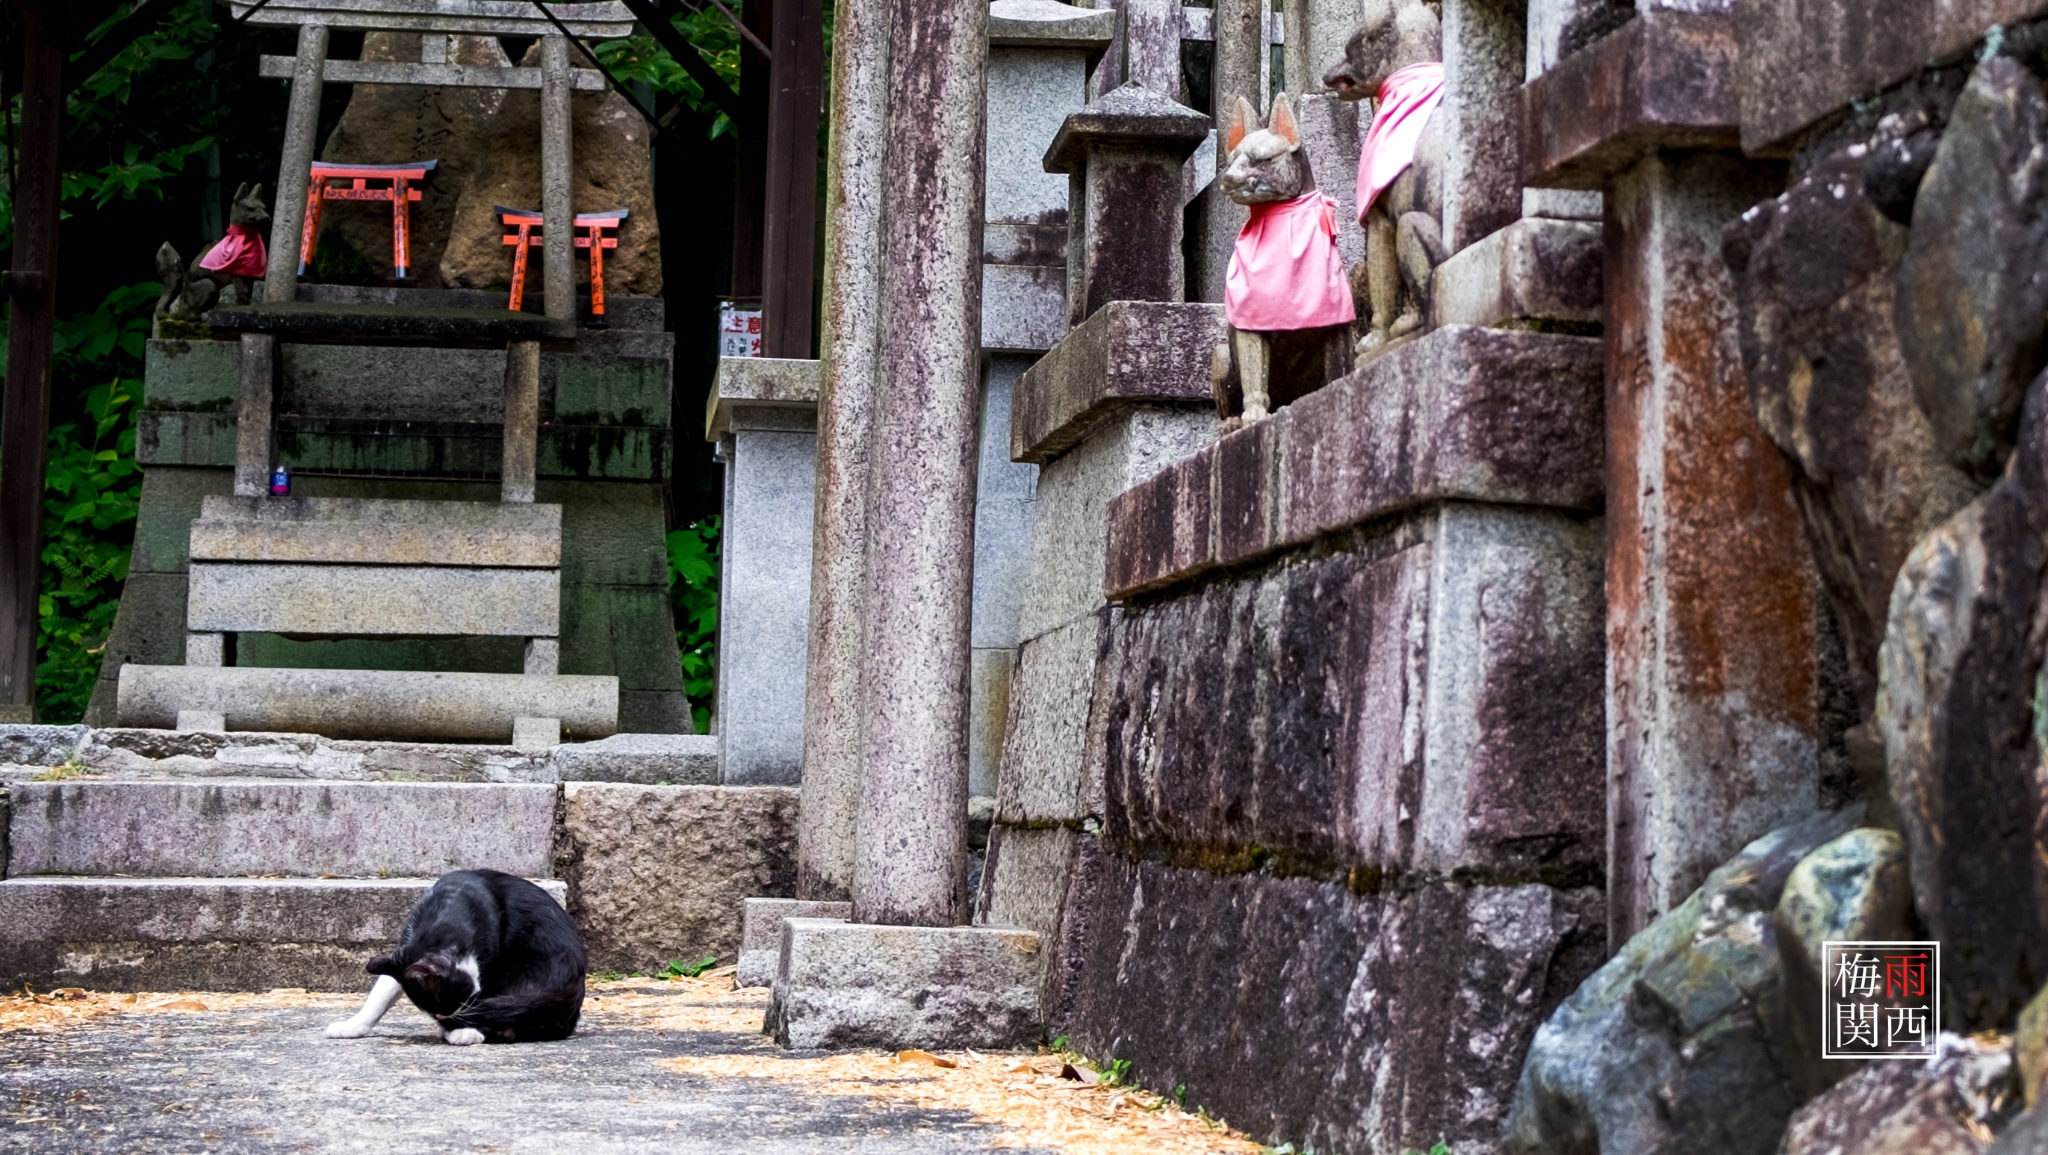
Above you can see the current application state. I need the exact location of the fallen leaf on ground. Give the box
[1059,1063,1099,1084]
[145,998,212,1013]
[898,1049,958,1068]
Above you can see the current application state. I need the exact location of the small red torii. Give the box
[298,160,437,282]
[498,207,627,325]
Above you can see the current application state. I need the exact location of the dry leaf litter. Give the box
[3,971,1264,1154]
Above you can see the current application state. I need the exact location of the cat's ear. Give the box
[1225,96,1258,155]
[1271,93,1300,148]
[366,954,400,976]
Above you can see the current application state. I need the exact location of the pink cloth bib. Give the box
[1224,192,1356,331]
[1356,62,1446,220]
[198,222,268,278]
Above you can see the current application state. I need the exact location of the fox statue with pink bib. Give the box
[1209,93,1357,427]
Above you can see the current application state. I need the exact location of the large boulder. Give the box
[1773,827,1915,1100]
[438,42,662,297]
[1501,808,1862,1155]
[1877,371,2048,1031]
[1895,58,2048,484]
[1780,1034,2016,1155]
[1725,131,1983,717]
[315,33,513,287]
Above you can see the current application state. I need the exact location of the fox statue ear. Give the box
[1225,96,1259,155]
[1270,93,1300,148]
[250,183,264,202]
[366,954,401,977]
[232,182,249,201]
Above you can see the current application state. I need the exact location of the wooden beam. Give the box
[727,0,770,298]
[0,0,68,716]
[760,0,820,358]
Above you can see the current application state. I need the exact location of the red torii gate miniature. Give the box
[498,207,628,324]
[298,160,438,281]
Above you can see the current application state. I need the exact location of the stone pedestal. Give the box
[765,918,1044,1050]
[707,357,820,785]
[1043,84,1211,326]
[737,897,852,988]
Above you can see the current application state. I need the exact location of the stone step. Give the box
[0,876,566,991]
[189,496,562,568]
[5,779,557,879]
[115,666,619,743]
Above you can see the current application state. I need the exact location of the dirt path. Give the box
[0,977,1263,1153]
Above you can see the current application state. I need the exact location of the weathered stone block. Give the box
[1783,1034,2018,1155]
[995,611,1105,824]
[704,356,819,440]
[70,727,559,783]
[138,411,237,468]
[716,419,817,786]
[7,780,557,878]
[547,479,670,587]
[143,339,240,411]
[0,725,86,769]
[766,919,1044,1051]
[0,876,566,992]
[187,562,559,637]
[188,496,562,568]
[1010,301,1222,465]
[130,467,234,575]
[1105,326,1605,598]
[549,732,717,784]
[116,665,618,742]
[1430,216,1603,328]
[1526,0,1634,80]
[1060,847,1603,1153]
[982,262,1068,354]
[974,823,1079,946]
[557,783,798,973]
[969,647,1017,800]
[736,897,851,989]
[176,710,225,732]
[558,583,685,692]
[1522,12,1741,190]
[1732,0,2048,152]
[1020,407,1213,641]
[279,343,507,422]
[1104,504,1604,876]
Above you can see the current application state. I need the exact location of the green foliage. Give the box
[1099,1057,1134,1088]
[593,7,743,138]
[35,283,156,722]
[667,518,721,734]
[657,955,720,979]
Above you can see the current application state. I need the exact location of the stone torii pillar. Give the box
[761,0,1045,1050]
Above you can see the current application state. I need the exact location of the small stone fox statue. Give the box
[154,182,270,337]
[1323,0,1446,356]
[1210,93,1356,427]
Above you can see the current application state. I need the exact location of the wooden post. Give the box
[730,0,772,300]
[761,0,823,358]
[0,0,67,717]
[539,35,575,325]
[266,22,329,302]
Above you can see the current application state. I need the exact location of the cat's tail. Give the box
[454,985,584,1043]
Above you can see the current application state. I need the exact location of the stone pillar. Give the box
[847,0,991,929]
[1044,85,1213,327]
[1601,151,1817,945]
[232,335,276,498]
[708,357,820,786]
[1192,0,1268,303]
[1523,10,1822,949]
[264,22,328,302]
[500,340,539,503]
[795,0,894,903]
[1439,0,1527,252]
[539,35,575,326]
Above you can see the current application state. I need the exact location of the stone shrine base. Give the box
[766,918,1043,1051]
[737,897,853,988]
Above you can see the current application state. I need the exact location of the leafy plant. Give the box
[667,517,720,734]
[657,955,720,980]
[33,283,155,721]
[1100,1058,1133,1088]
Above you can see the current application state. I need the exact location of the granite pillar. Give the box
[265,22,328,303]
[795,0,894,903]
[848,0,990,928]
[1602,151,1820,945]
[539,35,575,326]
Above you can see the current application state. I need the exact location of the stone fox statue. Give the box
[1323,0,1446,355]
[1209,93,1356,427]
[154,182,270,335]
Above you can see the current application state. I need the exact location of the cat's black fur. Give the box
[369,869,588,1044]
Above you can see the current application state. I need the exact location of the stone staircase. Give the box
[0,775,564,990]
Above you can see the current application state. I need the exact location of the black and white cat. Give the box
[326,868,588,1046]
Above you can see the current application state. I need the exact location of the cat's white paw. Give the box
[442,1027,485,1046]
[325,1020,372,1039]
